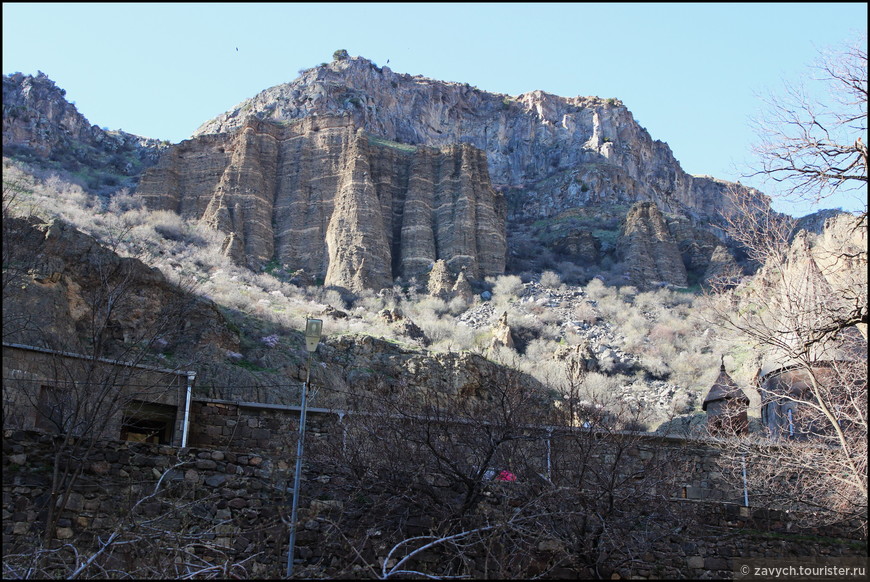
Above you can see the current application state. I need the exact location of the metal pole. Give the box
[546,428,552,482]
[287,351,312,578]
[181,372,195,448]
[741,453,749,507]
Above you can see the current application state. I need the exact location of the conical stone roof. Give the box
[702,359,749,411]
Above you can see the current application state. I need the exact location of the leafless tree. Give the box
[708,37,868,536]
[719,185,797,273]
[710,193,867,532]
[303,358,687,579]
[748,36,867,214]
[707,355,867,532]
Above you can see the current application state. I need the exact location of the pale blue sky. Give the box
[3,2,867,217]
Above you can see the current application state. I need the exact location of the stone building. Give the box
[757,360,850,441]
[702,359,749,435]
[753,237,867,441]
[2,342,196,446]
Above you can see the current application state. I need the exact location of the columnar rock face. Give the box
[427,260,454,299]
[137,116,506,291]
[618,202,688,288]
[702,245,742,287]
[176,54,776,288]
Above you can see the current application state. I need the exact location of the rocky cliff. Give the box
[2,72,168,193]
[137,116,506,291]
[4,58,765,291]
[175,54,767,287]
[194,54,762,224]
[617,202,688,288]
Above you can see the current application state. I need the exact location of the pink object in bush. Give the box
[496,470,517,482]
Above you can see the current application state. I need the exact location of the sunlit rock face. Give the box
[617,201,688,288]
[139,54,768,289]
[194,55,759,223]
[137,116,505,291]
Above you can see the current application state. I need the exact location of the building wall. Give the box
[759,365,838,441]
[2,344,190,445]
[705,399,749,435]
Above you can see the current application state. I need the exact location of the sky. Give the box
[3,2,867,217]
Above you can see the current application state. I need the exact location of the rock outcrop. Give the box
[553,341,599,374]
[702,245,742,288]
[311,334,546,407]
[194,55,763,225]
[137,116,505,291]
[489,311,516,352]
[4,60,779,290]
[617,202,688,288]
[2,72,167,191]
[427,260,454,299]
[452,271,474,303]
[177,54,776,287]
[2,215,239,362]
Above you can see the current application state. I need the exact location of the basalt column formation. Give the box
[137,116,506,292]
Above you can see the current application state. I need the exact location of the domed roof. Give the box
[702,359,749,411]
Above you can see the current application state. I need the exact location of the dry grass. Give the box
[3,157,729,428]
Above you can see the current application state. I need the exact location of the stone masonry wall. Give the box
[188,398,742,503]
[3,429,866,579]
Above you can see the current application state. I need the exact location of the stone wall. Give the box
[3,429,865,579]
[186,398,744,503]
[186,398,868,524]
[187,399,338,454]
[2,429,292,578]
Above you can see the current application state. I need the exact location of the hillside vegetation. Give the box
[3,158,744,430]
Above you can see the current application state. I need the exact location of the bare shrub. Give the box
[584,277,611,301]
[316,359,687,579]
[555,260,589,284]
[648,322,677,344]
[447,295,468,315]
[413,295,449,317]
[618,285,638,301]
[572,300,598,324]
[539,269,562,288]
[489,274,524,303]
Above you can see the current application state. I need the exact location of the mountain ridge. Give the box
[3,59,853,294]
[131,53,773,290]
[193,54,760,226]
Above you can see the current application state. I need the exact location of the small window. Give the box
[121,401,178,444]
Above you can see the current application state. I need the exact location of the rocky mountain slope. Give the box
[135,53,767,290]
[2,213,239,363]
[194,54,752,223]
[7,60,860,425]
[2,72,168,195]
[1,208,551,408]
